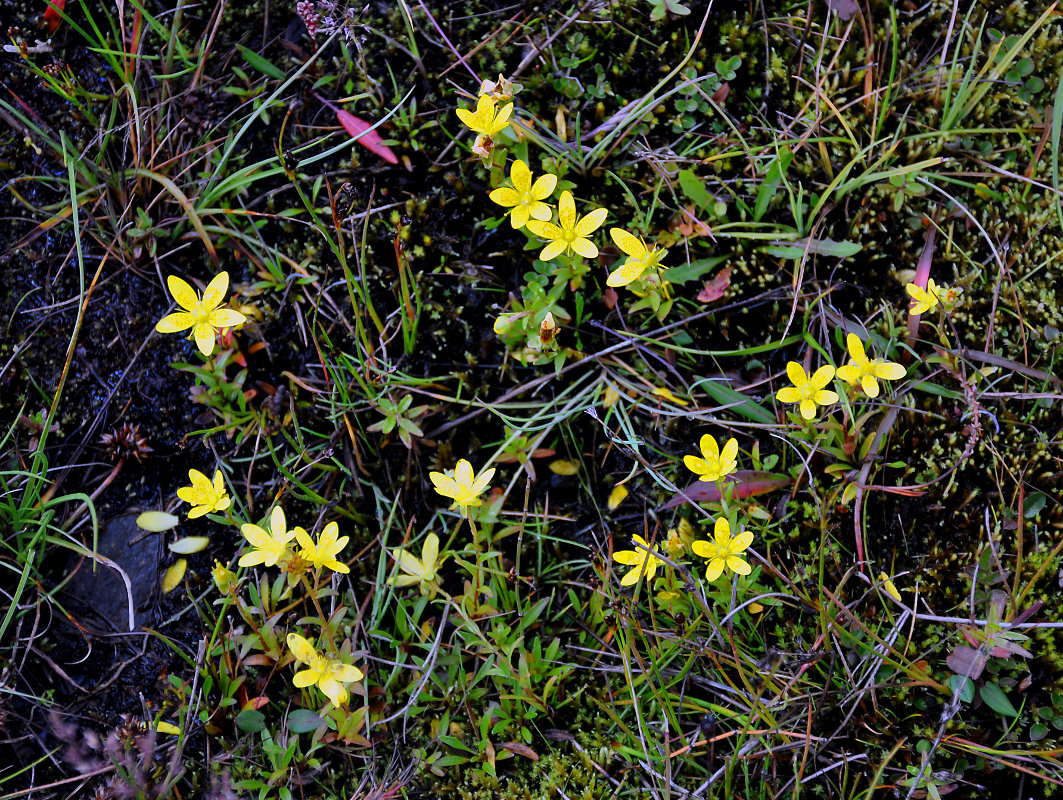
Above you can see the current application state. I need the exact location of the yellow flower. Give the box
[296,521,350,573]
[211,560,236,594]
[835,333,906,398]
[429,459,496,516]
[905,278,960,316]
[286,633,363,707]
[683,435,738,483]
[390,533,444,597]
[525,191,608,261]
[613,534,666,587]
[607,228,667,287]
[176,468,230,519]
[156,272,247,356]
[455,94,513,137]
[776,362,838,421]
[238,507,296,568]
[691,518,753,581]
[489,160,557,229]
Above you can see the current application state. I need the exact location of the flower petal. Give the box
[813,389,839,406]
[156,312,195,333]
[557,192,577,230]
[510,159,531,192]
[396,549,427,579]
[331,662,364,683]
[422,533,439,573]
[720,438,738,467]
[713,517,731,545]
[845,333,866,362]
[874,361,907,380]
[489,187,521,208]
[810,365,836,388]
[799,399,817,420]
[612,549,641,566]
[776,387,802,403]
[699,434,719,461]
[531,173,557,199]
[861,374,880,398]
[610,228,643,257]
[208,309,246,329]
[607,258,646,287]
[193,323,216,356]
[726,555,752,575]
[704,560,724,582]
[570,238,599,259]
[292,668,318,688]
[527,200,552,222]
[167,275,199,311]
[575,207,608,237]
[539,241,566,262]
[201,271,229,310]
[836,364,860,386]
[287,633,318,664]
[732,530,754,552]
[786,361,808,386]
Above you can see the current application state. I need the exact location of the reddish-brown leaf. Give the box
[43,0,66,34]
[337,110,398,165]
[661,471,792,510]
[500,742,539,761]
[696,266,733,303]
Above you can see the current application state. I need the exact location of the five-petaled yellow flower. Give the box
[489,160,557,229]
[390,533,444,597]
[455,94,513,137]
[684,435,739,483]
[776,362,839,421]
[238,507,296,568]
[296,521,350,574]
[525,191,608,261]
[177,468,231,519]
[429,459,496,516]
[286,633,363,707]
[156,272,246,357]
[691,518,753,582]
[607,228,667,287]
[613,534,666,587]
[836,333,906,398]
[905,278,960,316]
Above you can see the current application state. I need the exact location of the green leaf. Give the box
[237,44,285,79]
[235,708,266,732]
[663,255,728,285]
[678,169,715,211]
[761,238,862,260]
[287,709,323,734]
[697,380,776,424]
[980,682,1019,717]
[949,674,975,703]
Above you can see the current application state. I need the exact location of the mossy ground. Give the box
[2,0,1063,798]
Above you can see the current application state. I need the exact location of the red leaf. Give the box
[661,471,791,510]
[43,0,66,34]
[696,266,733,303]
[337,110,398,165]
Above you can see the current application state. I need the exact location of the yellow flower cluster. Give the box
[287,633,363,707]
[775,333,907,421]
[612,517,753,587]
[238,506,349,574]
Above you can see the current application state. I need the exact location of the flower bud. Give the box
[212,560,236,594]
[538,312,557,345]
